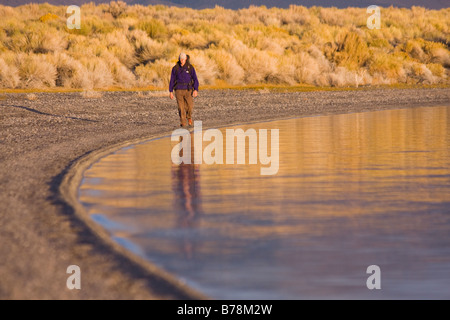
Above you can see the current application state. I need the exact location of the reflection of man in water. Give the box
[172,163,201,228]
[171,132,201,258]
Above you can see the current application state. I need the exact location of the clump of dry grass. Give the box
[15,53,57,89]
[128,29,176,65]
[135,59,172,87]
[79,56,114,89]
[48,52,92,89]
[0,56,20,88]
[102,51,136,88]
[208,49,245,85]
[190,50,218,85]
[105,1,128,19]
[331,31,371,70]
[0,4,448,90]
[104,31,138,69]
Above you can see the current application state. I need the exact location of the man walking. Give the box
[169,52,199,127]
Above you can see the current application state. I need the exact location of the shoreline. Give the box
[1,83,449,94]
[1,87,449,299]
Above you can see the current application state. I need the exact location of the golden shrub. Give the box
[39,13,59,23]
[0,4,448,89]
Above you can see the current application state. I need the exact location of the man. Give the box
[169,52,199,127]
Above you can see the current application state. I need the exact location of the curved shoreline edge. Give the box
[58,130,210,300]
[58,115,304,300]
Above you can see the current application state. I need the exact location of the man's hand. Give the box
[193,90,198,98]
[169,92,174,100]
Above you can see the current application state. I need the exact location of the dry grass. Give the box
[0,3,449,91]
[0,56,20,88]
[15,53,57,89]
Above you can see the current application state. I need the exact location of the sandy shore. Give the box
[1,87,449,299]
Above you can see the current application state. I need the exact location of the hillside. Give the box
[0,3,448,90]
[1,0,449,9]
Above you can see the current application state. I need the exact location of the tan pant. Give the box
[175,89,194,126]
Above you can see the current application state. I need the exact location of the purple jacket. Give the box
[169,62,199,92]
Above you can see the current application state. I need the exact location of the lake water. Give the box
[79,106,450,299]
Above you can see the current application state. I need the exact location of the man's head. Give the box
[179,52,187,66]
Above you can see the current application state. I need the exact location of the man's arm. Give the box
[191,67,199,92]
[169,66,176,92]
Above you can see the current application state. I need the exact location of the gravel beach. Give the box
[1,87,449,299]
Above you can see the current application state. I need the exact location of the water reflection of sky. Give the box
[79,106,450,299]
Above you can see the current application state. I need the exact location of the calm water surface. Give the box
[79,106,450,299]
